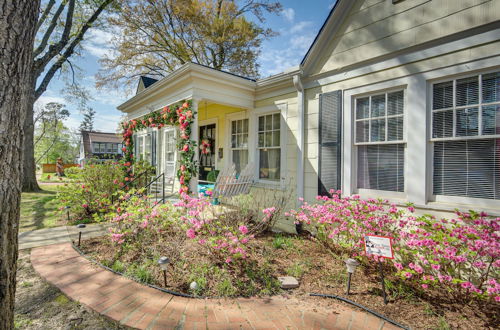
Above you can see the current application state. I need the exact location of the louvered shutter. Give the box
[151,131,157,166]
[318,90,342,196]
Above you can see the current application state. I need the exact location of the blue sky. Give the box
[37,0,335,132]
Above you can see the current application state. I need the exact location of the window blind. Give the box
[355,90,405,192]
[433,140,500,199]
[432,71,500,200]
[358,144,405,192]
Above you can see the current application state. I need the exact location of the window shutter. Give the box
[318,90,342,196]
[151,131,157,166]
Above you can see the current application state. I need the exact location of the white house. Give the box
[118,0,500,231]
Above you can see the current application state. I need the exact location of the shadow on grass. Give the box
[20,188,61,232]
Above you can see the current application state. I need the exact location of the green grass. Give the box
[20,184,62,232]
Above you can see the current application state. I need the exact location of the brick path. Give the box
[31,243,401,330]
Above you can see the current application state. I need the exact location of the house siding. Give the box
[302,0,500,215]
[312,0,500,75]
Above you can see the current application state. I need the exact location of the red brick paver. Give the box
[31,243,399,330]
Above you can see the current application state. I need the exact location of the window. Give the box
[137,136,144,160]
[164,129,176,177]
[231,119,249,174]
[355,90,405,192]
[258,113,281,181]
[432,72,500,200]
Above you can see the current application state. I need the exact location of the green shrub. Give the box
[57,162,125,223]
[64,166,82,179]
[272,234,294,249]
[125,264,154,284]
[111,260,125,273]
[206,170,219,183]
[286,262,307,278]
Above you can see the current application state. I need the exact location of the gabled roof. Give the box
[81,130,121,154]
[300,0,355,74]
[141,76,158,88]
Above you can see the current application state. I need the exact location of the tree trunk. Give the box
[0,0,39,329]
[22,85,41,192]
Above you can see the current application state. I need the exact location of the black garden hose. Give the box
[310,293,410,330]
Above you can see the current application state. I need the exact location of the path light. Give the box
[345,258,360,295]
[76,224,86,247]
[65,206,71,222]
[158,256,170,287]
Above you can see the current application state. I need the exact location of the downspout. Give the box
[293,72,305,208]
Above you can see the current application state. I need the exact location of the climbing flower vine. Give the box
[120,99,197,193]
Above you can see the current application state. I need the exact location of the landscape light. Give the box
[345,258,360,295]
[158,256,170,287]
[76,223,86,247]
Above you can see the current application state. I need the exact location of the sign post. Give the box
[364,235,394,305]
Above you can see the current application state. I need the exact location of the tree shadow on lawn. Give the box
[20,188,62,232]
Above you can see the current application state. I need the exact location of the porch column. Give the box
[189,98,199,195]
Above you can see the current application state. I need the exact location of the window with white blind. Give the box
[432,71,500,200]
[258,113,281,181]
[231,119,249,174]
[355,90,405,192]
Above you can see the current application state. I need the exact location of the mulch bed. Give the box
[81,233,499,330]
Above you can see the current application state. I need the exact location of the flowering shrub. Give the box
[57,162,126,222]
[396,211,500,301]
[120,99,197,194]
[174,194,255,265]
[287,191,500,302]
[286,191,405,257]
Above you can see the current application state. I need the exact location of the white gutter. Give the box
[293,73,304,207]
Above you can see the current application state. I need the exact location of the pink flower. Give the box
[225,257,232,264]
[393,263,403,271]
[238,225,248,235]
[186,228,196,239]
[421,284,429,289]
[404,272,413,279]
[82,203,88,208]
[431,264,440,270]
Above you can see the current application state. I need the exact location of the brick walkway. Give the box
[31,243,400,330]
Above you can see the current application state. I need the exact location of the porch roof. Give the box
[117,63,257,116]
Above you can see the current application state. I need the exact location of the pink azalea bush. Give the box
[287,190,500,302]
[174,194,255,265]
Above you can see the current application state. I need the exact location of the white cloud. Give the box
[290,34,315,52]
[282,8,295,23]
[83,28,118,59]
[290,21,313,34]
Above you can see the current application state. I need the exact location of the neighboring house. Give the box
[118,0,500,231]
[79,130,123,166]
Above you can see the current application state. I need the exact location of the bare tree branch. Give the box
[35,0,56,33]
[33,0,67,58]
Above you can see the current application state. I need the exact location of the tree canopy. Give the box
[96,0,282,89]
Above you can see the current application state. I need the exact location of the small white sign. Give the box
[364,235,394,259]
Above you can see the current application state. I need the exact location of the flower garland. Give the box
[120,99,197,194]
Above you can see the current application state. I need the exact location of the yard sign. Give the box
[363,235,394,259]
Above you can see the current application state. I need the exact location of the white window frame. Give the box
[252,104,287,187]
[430,70,500,142]
[162,126,177,178]
[429,69,500,204]
[226,111,249,173]
[352,88,407,197]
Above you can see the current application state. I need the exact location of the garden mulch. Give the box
[31,242,401,330]
[82,233,499,330]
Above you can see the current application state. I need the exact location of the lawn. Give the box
[19,184,63,232]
